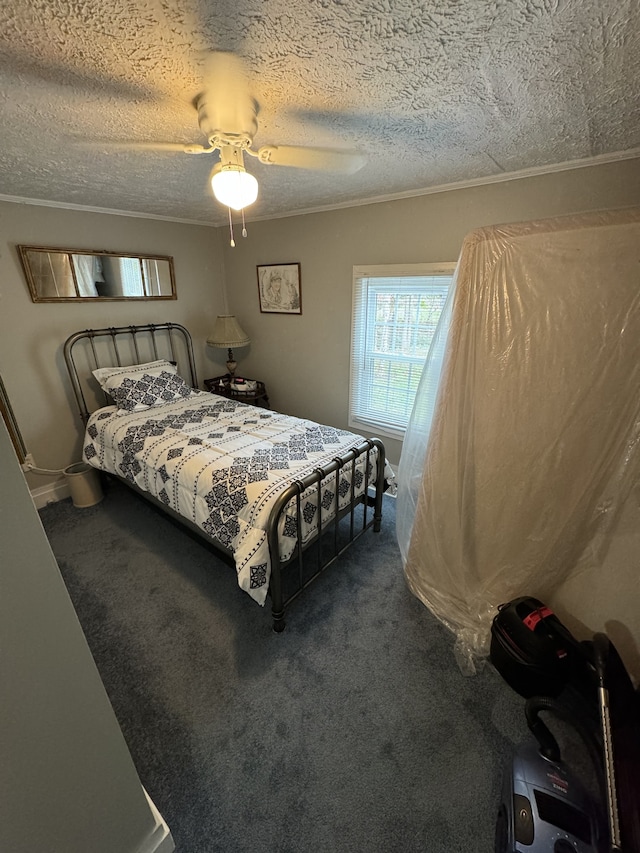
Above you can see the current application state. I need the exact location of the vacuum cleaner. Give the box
[495,694,606,853]
[490,597,640,853]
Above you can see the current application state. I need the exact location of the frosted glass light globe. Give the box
[211,168,258,211]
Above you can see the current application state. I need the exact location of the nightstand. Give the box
[204,375,270,409]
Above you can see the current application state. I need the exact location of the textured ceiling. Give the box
[1,0,639,227]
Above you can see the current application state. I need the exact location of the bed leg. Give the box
[268,554,286,632]
[372,481,384,532]
[272,611,286,633]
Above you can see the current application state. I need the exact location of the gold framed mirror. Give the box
[17,246,177,302]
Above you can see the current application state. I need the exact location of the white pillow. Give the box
[92,360,194,412]
[92,359,177,387]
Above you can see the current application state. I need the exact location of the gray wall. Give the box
[0,416,170,853]
[0,202,227,496]
[2,160,638,482]
[222,158,640,466]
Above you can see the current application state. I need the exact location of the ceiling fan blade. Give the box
[201,51,248,96]
[197,51,258,142]
[78,141,212,154]
[0,45,160,102]
[256,145,366,174]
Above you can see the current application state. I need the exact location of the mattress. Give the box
[83,391,381,605]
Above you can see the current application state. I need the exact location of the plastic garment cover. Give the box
[396,208,640,673]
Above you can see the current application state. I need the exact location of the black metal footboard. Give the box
[266,437,386,632]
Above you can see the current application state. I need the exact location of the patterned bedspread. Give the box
[83,391,381,605]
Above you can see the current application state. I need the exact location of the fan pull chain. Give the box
[241,208,248,238]
[228,207,235,248]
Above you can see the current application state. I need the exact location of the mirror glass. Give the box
[18,246,176,302]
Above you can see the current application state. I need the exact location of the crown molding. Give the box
[248,148,640,223]
[0,194,213,227]
[1,148,639,227]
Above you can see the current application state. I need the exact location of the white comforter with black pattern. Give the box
[83,391,379,605]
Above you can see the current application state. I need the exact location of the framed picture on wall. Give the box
[257,263,302,314]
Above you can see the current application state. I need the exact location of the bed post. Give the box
[266,482,301,633]
[371,438,386,532]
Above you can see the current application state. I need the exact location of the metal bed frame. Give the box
[64,323,386,631]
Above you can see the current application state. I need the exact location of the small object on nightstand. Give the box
[204,375,270,409]
[230,378,257,392]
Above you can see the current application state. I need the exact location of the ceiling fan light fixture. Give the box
[211,162,258,211]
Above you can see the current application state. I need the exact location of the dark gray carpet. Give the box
[39,478,527,852]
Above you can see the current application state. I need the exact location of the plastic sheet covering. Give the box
[396,208,640,673]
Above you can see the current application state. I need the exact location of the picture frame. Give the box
[257,263,302,314]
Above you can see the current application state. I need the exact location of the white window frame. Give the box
[349,262,456,441]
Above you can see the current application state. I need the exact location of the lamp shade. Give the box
[206,315,250,349]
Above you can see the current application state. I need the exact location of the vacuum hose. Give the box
[525,696,562,761]
[525,695,605,797]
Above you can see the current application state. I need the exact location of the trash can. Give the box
[64,462,103,508]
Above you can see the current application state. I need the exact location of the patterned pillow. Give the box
[110,371,195,412]
[92,361,195,412]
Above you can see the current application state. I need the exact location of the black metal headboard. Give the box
[64,323,198,423]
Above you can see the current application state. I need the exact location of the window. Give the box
[349,263,456,440]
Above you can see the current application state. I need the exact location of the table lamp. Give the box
[206,315,250,377]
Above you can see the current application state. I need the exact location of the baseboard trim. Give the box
[30,478,70,509]
[138,789,175,853]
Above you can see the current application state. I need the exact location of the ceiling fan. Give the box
[101,52,366,232]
